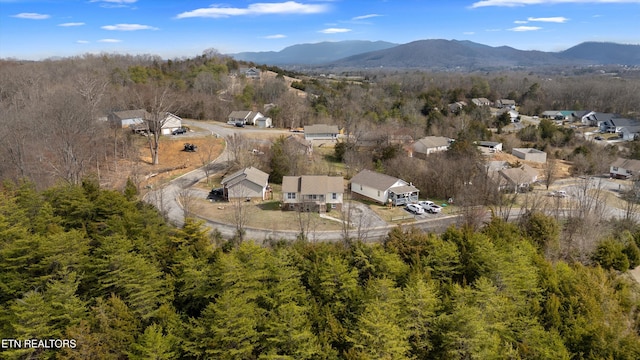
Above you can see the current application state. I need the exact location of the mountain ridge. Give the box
[229,39,640,70]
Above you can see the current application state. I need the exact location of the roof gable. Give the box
[282,175,344,194]
[612,158,640,172]
[221,167,269,188]
[350,169,406,191]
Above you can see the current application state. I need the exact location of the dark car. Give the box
[594,136,603,140]
[235,122,245,128]
[172,127,187,135]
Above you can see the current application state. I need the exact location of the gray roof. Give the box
[478,141,501,148]
[513,147,545,154]
[612,158,640,172]
[282,175,344,194]
[388,184,419,194]
[111,109,149,120]
[413,136,450,153]
[304,124,339,135]
[350,169,406,191]
[228,110,252,119]
[221,167,269,188]
[498,99,516,105]
[499,164,538,185]
[610,118,640,127]
[586,112,617,123]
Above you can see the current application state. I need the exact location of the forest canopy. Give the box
[1,180,639,359]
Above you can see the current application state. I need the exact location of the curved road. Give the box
[144,120,461,242]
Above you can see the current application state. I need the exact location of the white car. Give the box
[405,203,425,215]
[418,200,441,213]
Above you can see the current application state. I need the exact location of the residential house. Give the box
[498,164,539,193]
[477,141,503,154]
[304,124,339,141]
[581,112,616,127]
[610,158,640,179]
[410,136,451,159]
[496,99,516,109]
[541,110,564,119]
[228,111,264,126]
[108,109,149,128]
[600,117,640,134]
[153,112,183,135]
[220,166,270,201]
[350,169,419,206]
[496,108,519,122]
[284,135,313,156]
[619,125,640,141]
[239,67,261,79]
[281,175,344,212]
[471,98,491,107]
[512,148,547,163]
[572,110,593,123]
[448,101,467,114]
[255,116,273,128]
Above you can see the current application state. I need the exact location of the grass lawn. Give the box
[368,202,415,223]
[195,199,345,231]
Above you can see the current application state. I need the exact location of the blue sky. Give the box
[1,0,639,60]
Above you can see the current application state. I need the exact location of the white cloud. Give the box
[59,22,85,27]
[463,31,476,35]
[514,20,529,23]
[12,13,50,20]
[101,24,158,31]
[352,14,381,21]
[264,34,287,39]
[98,38,122,43]
[177,1,328,18]
[76,40,90,44]
[528,16,568,22]
[509,25,542,31]
[471,0,640,8]
[319,27,351,34]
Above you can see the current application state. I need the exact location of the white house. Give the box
[228,111,264,126]
[619,126,640,141]
[600,117,640,134]
[158,113,183,135]
[610,158,640,179]
[410,136,451,159]
[350,169,419,206]
[477,141,503,154]
[496,108,519,122]
[281,175,344,212]
[471,98,491,107]
[581,112,616,127]
[512,148,547,163]
[304,124,339,141]
[496,99,516,109]
[255,116,273,128]
[220,167,270,201]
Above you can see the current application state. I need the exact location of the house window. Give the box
[331,204,336,209]
[613,167,619,171]
[360,185,363,191]
[628,170,632,174]
[377,190,380,197]
[287,193,296,199]
[332,193,337,200]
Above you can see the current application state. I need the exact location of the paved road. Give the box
[144,121,463,241]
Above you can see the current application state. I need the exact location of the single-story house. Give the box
[496,108,519,122]
[350,169,419,206]
[284,135,313,156]
[304,124,340,141]
[498,164,539,193]
[239,67,261,79]
[472,98,491,107]
[512,148,547,163]
[108,109,149,128]
[581,112,616,127]
[155,112,183,135]
[255,116,273,128]
[477,141,503,154]
[410,136,451,159]
[572,110,592,123]
[448,101,467,114]
[220,166,270,201]
[619,126,640,141]
[496,99,516,109]
[228,111,264,126]
[600,117,640,134]
[610,158,640,179]
[541,110,572,122]
[281,175,344,212]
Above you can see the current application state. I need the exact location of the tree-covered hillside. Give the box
[1,180,639,359]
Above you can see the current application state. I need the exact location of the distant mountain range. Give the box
[229,40,640,70]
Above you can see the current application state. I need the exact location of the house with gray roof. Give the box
[496,99,516,109]
[600,117,640,134]
[512,148,547,163]
[350,169,419,206]
[581,112,616,127]
[472,98,491,107]
[228,110,264,126]
[221,167,270,201]
[108,109,149,128]
[498,164,539,193]
[619,125,640,141]
[411,136,451,159]
[282,175,344,212]
[610,158,640,179]
[304,124,339,141]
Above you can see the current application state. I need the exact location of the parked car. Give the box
[594,136,603,140]
[172,127,187,135]
[405,203,425,215]
[418,200,441,213]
